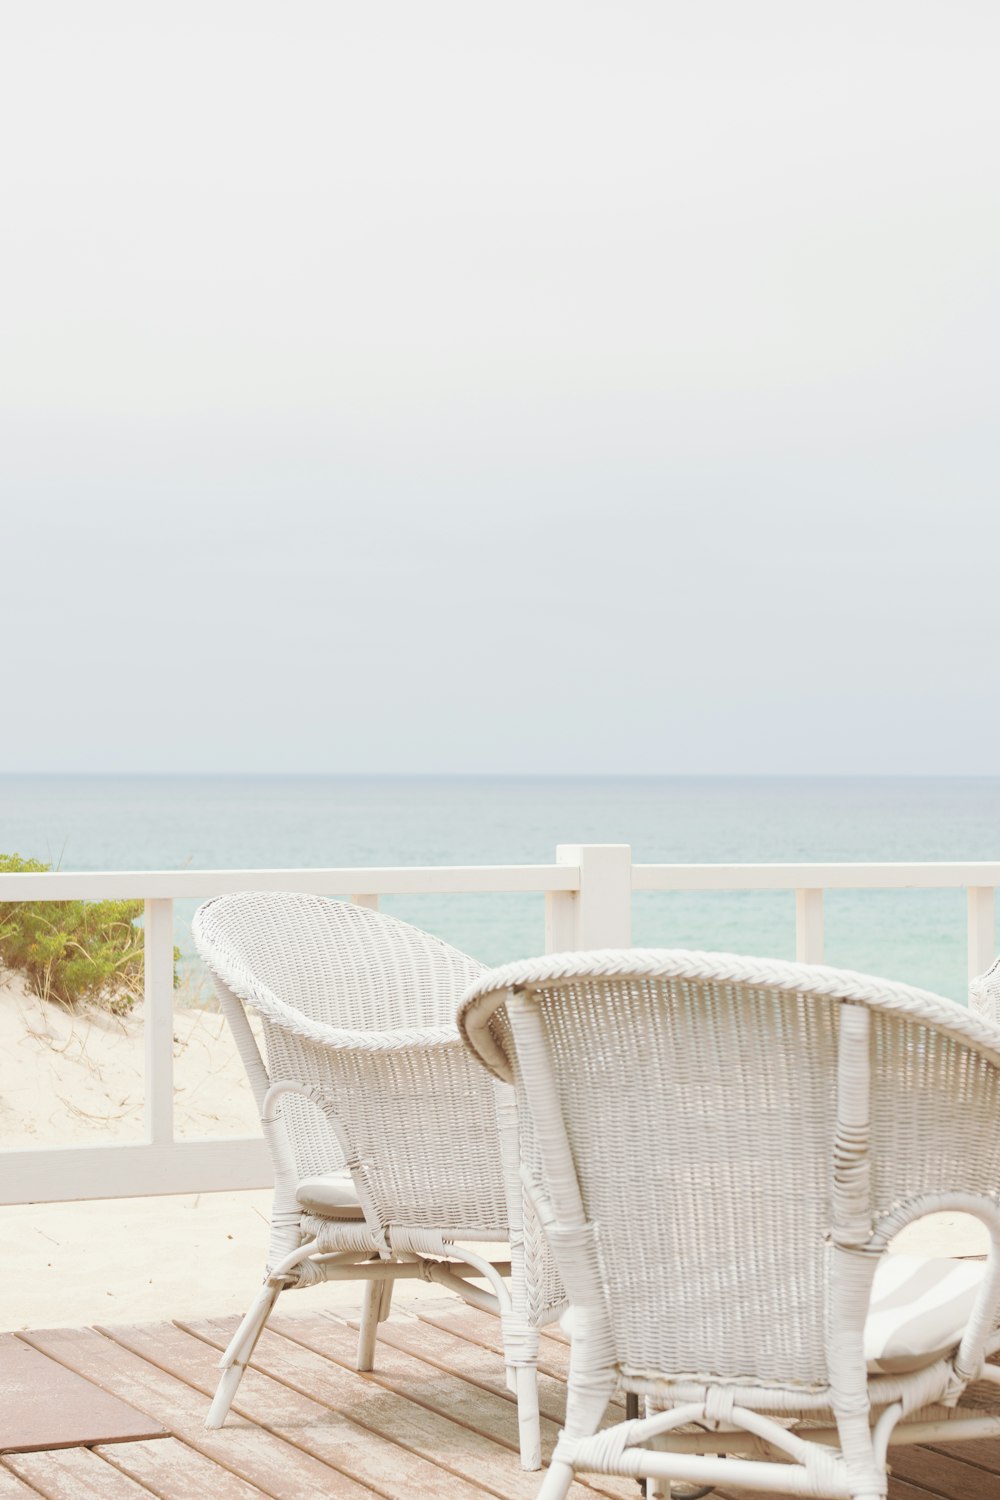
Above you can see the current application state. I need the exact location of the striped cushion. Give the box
[865,1253,986,1374]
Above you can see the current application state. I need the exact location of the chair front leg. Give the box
[206,1278,283,1428]
[206,1235,321,1429]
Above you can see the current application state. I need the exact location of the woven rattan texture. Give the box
[523,972,838,1384]
[194,892,505,1226]
[971,955,1000,1026]
[870,1010,1000,1220]
[460,949,1000,1389]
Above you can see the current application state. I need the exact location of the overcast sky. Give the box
[2,3,998,774]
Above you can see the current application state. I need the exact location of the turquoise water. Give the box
[2,775,998,1001]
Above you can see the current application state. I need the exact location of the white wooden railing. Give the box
[1,845,996,1207]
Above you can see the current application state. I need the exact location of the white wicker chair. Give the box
[193,891,552,1469]
[459,949,1000,1500]
[971,955,1000,1024]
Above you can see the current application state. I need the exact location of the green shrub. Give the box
[0,853,173,1016]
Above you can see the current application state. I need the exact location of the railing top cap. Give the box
[0,858,996,899]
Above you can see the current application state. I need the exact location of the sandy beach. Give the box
[0,968,260,1149]
[0,970,484,1330]
[0,968,274,1330]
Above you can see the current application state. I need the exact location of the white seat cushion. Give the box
[865,1253,987,1374]
[295,1172,364,1218]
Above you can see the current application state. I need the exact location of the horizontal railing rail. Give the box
[1,845,995,1207]
[0,864,579,901]
[633,861,1000,890]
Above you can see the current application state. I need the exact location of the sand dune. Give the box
[0,969,260,1147]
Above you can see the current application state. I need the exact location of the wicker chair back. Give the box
[460,949,1000,1389]
[195,891,500,1225]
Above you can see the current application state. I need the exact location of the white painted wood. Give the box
[544,890,578,953]
[557,845,632,950]
[968,887,996,986]
[0,865,580,901]
[350,894,380,910]
[4,859,1000,902]
[143,898,175,1145]
[795,889,825,964]
[0,1138,271,1206]
[634,861,1000,891]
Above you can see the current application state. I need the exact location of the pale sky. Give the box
[2,3,998,774]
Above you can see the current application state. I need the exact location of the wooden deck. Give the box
[3,1300,1000,1500]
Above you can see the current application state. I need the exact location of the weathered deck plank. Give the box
[4,1446,154,1499]
[110,1319,488,1500]
[344,1305,575,1425]
[265,1310,635,1500]
[8,1305,1000,1500]
[187,1314,545,1500]
[0,1465,45,1498]
[879,1442,1000,1500]
[271,1307,564,1452]
[924,1432,1000,1468]
[184,1315,614,1500]
[22,1326,377,1499]
[95,1437,271,1499]
[417,1304,575,1383]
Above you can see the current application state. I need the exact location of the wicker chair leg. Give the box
[205,1279,283,1428]
[497,1311,541,1468]
[537,1459,574,1500]
[205,1362,247,1431]
[513,1364,541,1471]
[356,1279,381,1371]
[356,1275,394,1371]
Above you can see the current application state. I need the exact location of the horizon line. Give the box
[0,771,997,781]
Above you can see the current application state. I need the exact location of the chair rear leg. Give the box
[514,1363,541,1471]
[206,1278,283,1428]
[499,1311,542,1470]
[356,1275,394,1371]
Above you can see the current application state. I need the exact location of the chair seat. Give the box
[296,1172,365,1218]
[865,1253,987,1374]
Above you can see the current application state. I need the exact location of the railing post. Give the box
[968,887,996,987]
[795,888,825,964]
[143,897,175,1146]
[547,844,632,952]
[350,894,380,910]
[545,881,578,953]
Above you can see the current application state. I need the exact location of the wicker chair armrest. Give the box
[458,985,514,1081]
[200,950,459,1052]
[253,1006,459,1054]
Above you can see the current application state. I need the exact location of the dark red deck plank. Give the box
[0,1334,166,1455]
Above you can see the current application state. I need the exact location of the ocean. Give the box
[2,775,998,1003]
